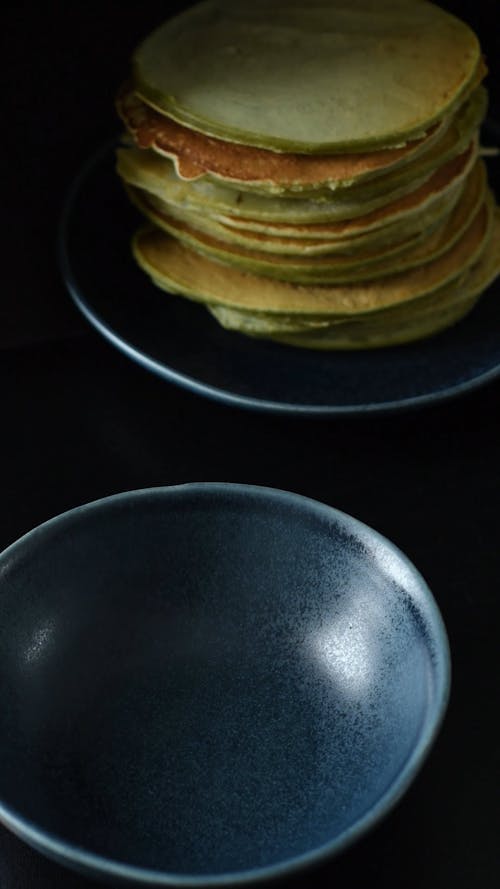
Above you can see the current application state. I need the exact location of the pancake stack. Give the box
[116,0,500,349]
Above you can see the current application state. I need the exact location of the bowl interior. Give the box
[0,485,448,879]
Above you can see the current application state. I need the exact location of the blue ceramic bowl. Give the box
[0,484,450,886]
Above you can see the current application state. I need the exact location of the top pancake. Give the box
[117,83,447,191]
[118,54,486,194]
[133,0,481,153]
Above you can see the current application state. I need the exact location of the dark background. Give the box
[2,2,499,887]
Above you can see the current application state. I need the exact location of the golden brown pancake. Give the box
[115,91,483,225]
[127,160,486,284]
[133,205,499,350]
[133,0,482,153]
[213,142,477,239]
[118,50,487,194]
[117,83,447,190]
[127,155,483,263]
[132,194,493,318]
[127,182,456,258]
[255,211,500,348]
[117,85,486,199]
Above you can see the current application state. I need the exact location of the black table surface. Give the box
[2,2,499,887]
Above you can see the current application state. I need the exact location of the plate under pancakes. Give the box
[116,0,500,350]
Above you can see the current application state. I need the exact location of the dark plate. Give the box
[59,126,500,417]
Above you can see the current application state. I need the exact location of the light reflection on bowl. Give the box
[0,483,450,887]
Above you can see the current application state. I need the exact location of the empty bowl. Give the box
[0,484,450,886]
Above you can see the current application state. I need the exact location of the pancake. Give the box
[151,206,500,348]
[132,193,494,319]
[117,111,484,225]
[212,142,477,241]
[118,86,486,200]
[118,1,499,349]
[255,210,500,348]
[133,0,481,153]
[117,83,448,192]
[118,54,487,194]
[127,160,486,284]
[127,173,464,258]
[118,143,448,225]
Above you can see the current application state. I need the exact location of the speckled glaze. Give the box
[0,484,450,886]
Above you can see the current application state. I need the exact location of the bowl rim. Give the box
[0,483,451,886]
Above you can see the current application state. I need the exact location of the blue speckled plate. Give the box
[59,128,500,417]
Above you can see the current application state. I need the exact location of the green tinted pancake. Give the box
[128,162,486,284]
[118,82,450,193]
[123,86,486,201]
[213,144,476,240]
[132,195,493,317]
[209,218,500,335]
[117,144,435,224]
[133,0,480,153]
[116,102,480,225]
[259,211,500,347]
[127,173,464,257]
